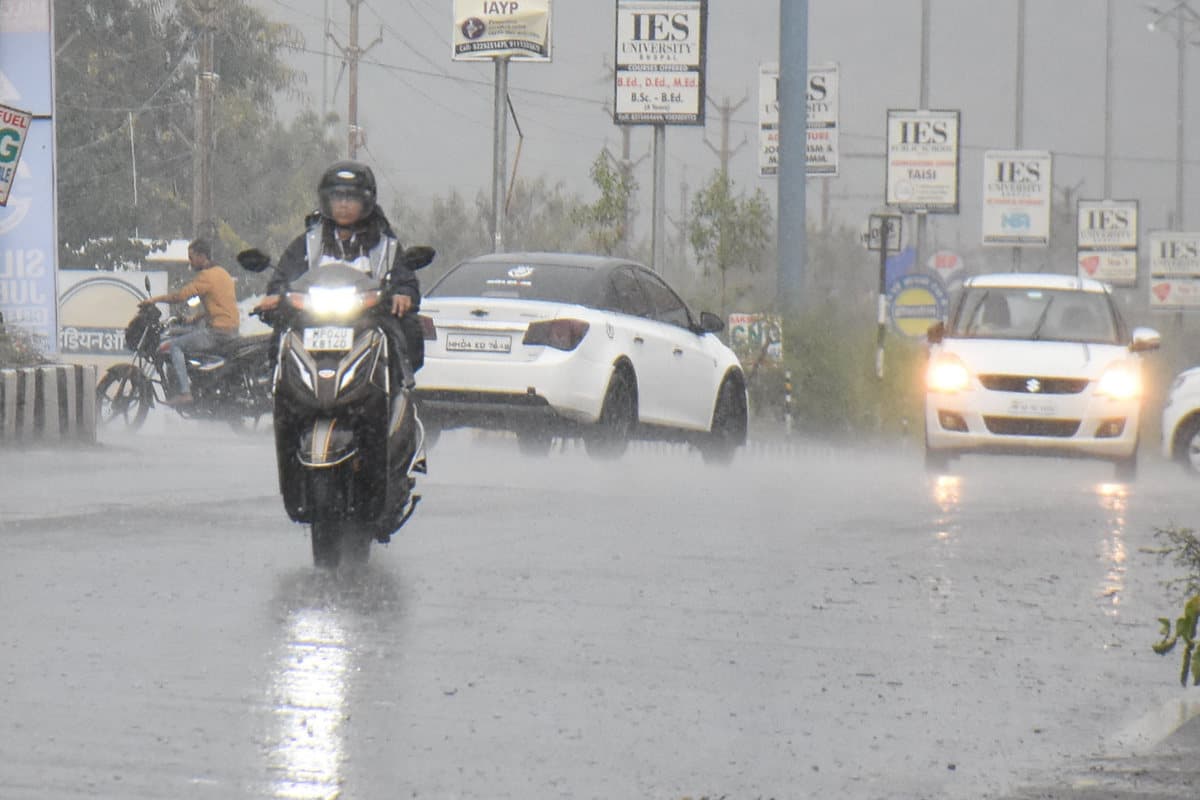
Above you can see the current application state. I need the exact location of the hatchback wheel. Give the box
[1175,416,1200,475]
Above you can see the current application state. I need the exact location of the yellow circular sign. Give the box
[887,275,948,338]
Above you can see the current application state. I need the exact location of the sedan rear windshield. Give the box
[950,287,1121,344]
[427,261,601,305]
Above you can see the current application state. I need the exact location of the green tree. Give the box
[688,170,773,314]
[492,177,588,253]
[571,151,637,256]
[390,189,491,287]
[54,0,327,274]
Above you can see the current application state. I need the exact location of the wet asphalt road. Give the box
[3,420,1200,799]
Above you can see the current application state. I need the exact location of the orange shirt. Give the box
[172,265,239,333]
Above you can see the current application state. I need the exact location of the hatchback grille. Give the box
[978,375,1089,394]
[983,416,1081,437]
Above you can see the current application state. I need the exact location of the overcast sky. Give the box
[251,0,1198,264]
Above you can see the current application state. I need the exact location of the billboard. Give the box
[614,0,707,125]
[885,109,959,213]
[452,0,552,61]
[1076,199,1138,287]
[0,0,58,352]
[0,103,32,206]
[1148,231,1200,309]
[759,62,839,178]
[982,150,1052,246]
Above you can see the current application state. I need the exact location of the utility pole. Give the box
[1013,0,1026,271]
[1148,1,1200,229]
[328,0,381,159]
[192,1,219,242]
[777,0,808,313]
[703,94,748,177]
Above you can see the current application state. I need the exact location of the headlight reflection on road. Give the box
[269,607,351,799]
[1094,482,1128,618]
[927,474,963,621]
[932,474,962,540]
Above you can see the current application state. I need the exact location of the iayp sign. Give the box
[0,102,31,205]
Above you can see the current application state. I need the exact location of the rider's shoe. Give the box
[166,392,194,406]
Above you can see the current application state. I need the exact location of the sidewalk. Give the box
[1004,713,1200,799]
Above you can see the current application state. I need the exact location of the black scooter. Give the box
[239,246,434,568]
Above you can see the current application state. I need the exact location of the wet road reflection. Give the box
[926,474,963,621]
[265,567,403,799]
[1093,482,1129,618]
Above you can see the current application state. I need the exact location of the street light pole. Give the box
[1148,1,1200,229]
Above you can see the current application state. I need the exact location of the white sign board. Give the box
[758,64,778,177]
[452,0,552,62]
[1149,231,1200,309]
[885,109,959,212]
[1076,199,1138,286]
[981,150,1052,246]
[0,103,31,206]
[614,0,706,125]
[758,62,839,178]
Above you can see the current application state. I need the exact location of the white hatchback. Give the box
[1161,366,1200,474]
[413,252,748,462]
[924,273,1160,479]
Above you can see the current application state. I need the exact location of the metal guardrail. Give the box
[0,364,98,445]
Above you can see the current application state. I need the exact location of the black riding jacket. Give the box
[265,207,420,307]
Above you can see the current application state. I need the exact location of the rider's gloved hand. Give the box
[390,294,412,317]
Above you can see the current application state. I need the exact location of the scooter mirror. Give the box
[237,248,273,273]
[403,245,436,271]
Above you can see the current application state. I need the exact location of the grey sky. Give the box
[255,1,1196,262]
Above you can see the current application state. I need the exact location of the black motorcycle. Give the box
[238,246,433,569]
[96,285,274,432]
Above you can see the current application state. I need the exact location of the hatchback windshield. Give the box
[950,287,1120,344]
[428,261,601,305]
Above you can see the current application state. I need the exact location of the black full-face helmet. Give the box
[318,160,377,222]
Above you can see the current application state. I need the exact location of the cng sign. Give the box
[887,274,948,338]
[0,102,31,206]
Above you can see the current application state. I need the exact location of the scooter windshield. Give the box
[290,261,380,293]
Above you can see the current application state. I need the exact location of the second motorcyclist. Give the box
[141,237,240,405]
[254,160,424,376]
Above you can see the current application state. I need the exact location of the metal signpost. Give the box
[867,212,902,379]
[452,0,552,253]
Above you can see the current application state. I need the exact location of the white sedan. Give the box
[413,252,748,462]
[924,273,1160,479]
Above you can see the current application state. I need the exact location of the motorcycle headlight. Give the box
[927,354,970,393]
[1096,362,1142,400]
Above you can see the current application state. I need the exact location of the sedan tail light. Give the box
[417,314,437,341]
[522,319,590,351]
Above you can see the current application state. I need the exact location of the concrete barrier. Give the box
[0,364,98,445]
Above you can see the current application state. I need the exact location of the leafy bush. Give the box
[0,321,49,368]
[1151,526,1200,686]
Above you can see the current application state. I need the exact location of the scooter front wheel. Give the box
[310,519,372,569]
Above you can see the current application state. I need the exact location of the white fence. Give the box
[0,364,98,445]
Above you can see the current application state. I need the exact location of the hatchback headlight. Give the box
[927,354,970,393]
[1096,362,1142,400]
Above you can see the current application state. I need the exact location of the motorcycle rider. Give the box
[141,238,240,405]
[254,160,424,377]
